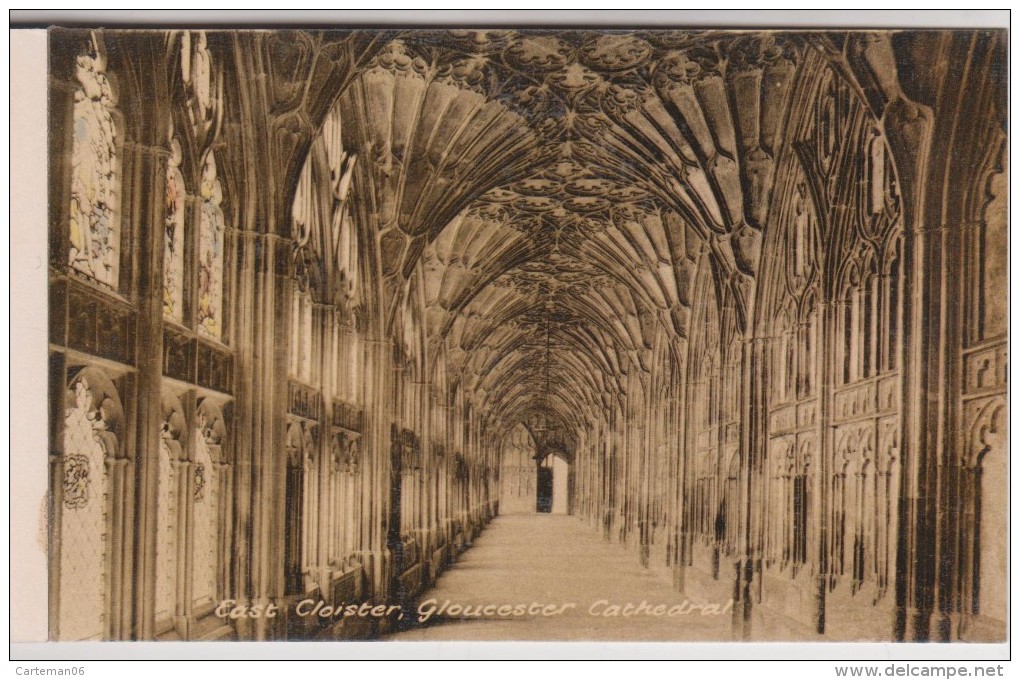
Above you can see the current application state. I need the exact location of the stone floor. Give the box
[386,513,736,641]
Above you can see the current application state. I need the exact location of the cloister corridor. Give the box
[387,514,734,642]
[42,27,1005,645]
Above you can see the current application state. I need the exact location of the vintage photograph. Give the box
[40,23,1007,646]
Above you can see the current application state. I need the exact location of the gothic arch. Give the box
[963,397,1007,630]
[55,367,126,641]
[154,392,187,629]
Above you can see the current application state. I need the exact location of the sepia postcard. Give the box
[10,12,1010,662]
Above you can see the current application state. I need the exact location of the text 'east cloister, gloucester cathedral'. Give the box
[46,27,1006,644]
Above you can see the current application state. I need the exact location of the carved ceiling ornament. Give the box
[368,39,430,78]
[434,54,492,94]
[578,34,653,73]
[651,50,702,95]
[505,35,576,73]
[443,29,515,54]
[547,62,603,100]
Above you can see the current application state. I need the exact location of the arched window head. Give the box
[867,130,899,216]
[884,239,901,372]
[58,368,124,641]
[292,107,361,323]
[192,399,227,607]
[181,30,220,143]
[867,131,886,215]
[197,151,225,340]
[155,393,186,622]
[818,71,839,166]
[68,35,120,290]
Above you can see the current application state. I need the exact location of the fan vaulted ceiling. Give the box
[328,29,814,448]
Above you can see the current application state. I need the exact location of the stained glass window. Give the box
[163,137,186,321]
[197,152,225,340]
[68,38,119,289]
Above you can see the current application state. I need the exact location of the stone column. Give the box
[414,380,432,551]
[122,135,171,640]
[733,336,767,639]
[361,337,394,599]
[314,303,332,590]
[231,229,291,640]
[812,298,837,635]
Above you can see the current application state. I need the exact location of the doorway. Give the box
[499,423,538,514]
[537,454,569,514]
[536,466,553,513]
